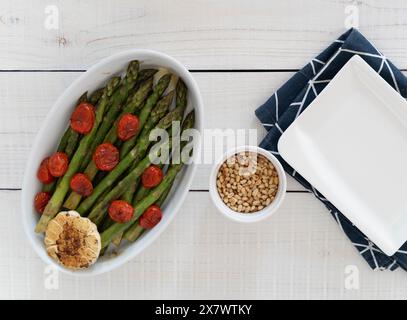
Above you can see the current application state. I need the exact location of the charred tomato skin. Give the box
[70,102,95,134]
[117,113,140,141]
[48,152,69,177]
[108,200,134,223]
[141,165,163,188]
[34,191,51,214]
[93,143,119,171]
[70,173,93,197]
[37,157,55,184]
[139,205,162,229]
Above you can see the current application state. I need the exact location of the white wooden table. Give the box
[1,0,407,299]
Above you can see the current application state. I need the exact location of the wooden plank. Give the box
[1,0,407,69]
[0,71,305,190]
[6,190,407,299]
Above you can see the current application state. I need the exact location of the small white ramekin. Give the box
[209,145,287,223]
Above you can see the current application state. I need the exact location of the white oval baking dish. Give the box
[21,50,203,276]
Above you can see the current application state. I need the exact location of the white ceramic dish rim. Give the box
[21,49,203,276]
[209,145,287,223]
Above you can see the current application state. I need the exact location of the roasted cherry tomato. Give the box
[93,143,119,171]
[108,200,134,223]
[34,191,51,214]
[139,205,162,229]
[70,173,93,197]
[37,157,54,184]
[70,102,95,134]
[48,152,69,177]
[117,113,140,141]
[141,165,163,188]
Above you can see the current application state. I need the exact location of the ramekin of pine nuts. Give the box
[209,146,287,223]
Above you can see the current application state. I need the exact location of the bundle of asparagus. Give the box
[33,60,195,270]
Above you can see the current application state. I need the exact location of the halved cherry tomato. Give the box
[70,173,93,197]
[139,205,162,229]
[34,191,51,214]
[48,152,69,177]
[108,200,134,223]
[141,165,163,188]
[93,143,119,171]
[70,102,95,134]
[37,157,54,184]
[117,113,140,141]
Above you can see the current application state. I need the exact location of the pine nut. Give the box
[216,152,280,214]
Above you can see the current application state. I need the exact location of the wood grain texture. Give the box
[5,190,407,299]
[1,0,407,300]
[1,0,407,69]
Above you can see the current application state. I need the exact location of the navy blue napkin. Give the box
[255,28,407,271]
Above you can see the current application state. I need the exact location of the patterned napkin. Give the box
[255,28,407,271]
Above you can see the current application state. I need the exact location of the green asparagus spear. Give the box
[156,181,173,206]
[104,72,165,145]
[100,110,195,248]
[41,131,72,193]
[121,69,157,107]
[121,177,140,203]
[64,78,171,210]
[118,163,174,244]
[131,162,165,205]
[124,224,144,242]
[119,74,171,158]
[59,91,88,152]
[41,183,55,194]
[130,80,187,201]
[130,136,170,205]
[118,91,183,201]
[123,109,192,242]
[87,151,168,225]
[81,72,156,170]
[103,77,154,143]
[64,131,80,158]
[99,216,115,232]
[85,73,157,164]
[77,91,89,104]
[53,92,88,156]
[124,175,173,242]
[119,99,184,201]
[113,176,142,245]
[65,91,89,154]
[56,91,88,152]
[64,78,153,205]
[61,64,142,210]
[111,232,123,247]
[65,88,106,163]
[35,76,121,233]
[101,163,183,248]
[137,69,158,83]
[56,126,73,153]
[75,91,177,216]
[41,92,89,193]
[89,88,104,106]
[175,79,187,110]
[78,61,140,168]
[132,180,151,204]
[121,79,187,201]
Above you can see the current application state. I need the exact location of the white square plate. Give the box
[278,55,407,256]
